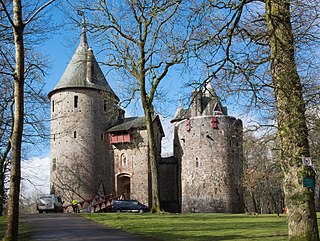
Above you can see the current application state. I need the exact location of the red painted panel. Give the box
[109,132,131,144]
[211,117,218,128]
[186,119,191,132]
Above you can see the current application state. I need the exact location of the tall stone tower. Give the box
[48,26,122,202]
[172,83,244,213]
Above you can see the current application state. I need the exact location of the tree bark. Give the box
[266,0,319,240]
[139,42,161,213]
[145,109,161,213]
[4,0,24,240]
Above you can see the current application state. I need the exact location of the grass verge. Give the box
[82,213,288,241]
[0,216,29,241]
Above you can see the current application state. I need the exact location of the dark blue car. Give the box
[112,200,149,213]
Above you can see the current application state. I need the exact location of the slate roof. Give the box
[107,117,146,132]
[171,107,191,123]
[107,115,164,137]
[48,28,118,100]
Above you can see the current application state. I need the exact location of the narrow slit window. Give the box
[74,131,77,138]
[104,100,107,112]
[74,95,78,108]
[52,158,57,172]
[101,133,104,140]
[52,100,55,112]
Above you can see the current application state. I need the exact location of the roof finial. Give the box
[78,10,88,46]
[178,93,182,107]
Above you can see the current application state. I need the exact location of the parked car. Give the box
[112,200,149,213]
[36,194,64,213]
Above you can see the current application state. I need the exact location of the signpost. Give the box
[302,157,312,166]
[303,178,314,188]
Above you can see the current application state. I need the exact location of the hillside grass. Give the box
[0,216,29,241]
[82,213,289,241]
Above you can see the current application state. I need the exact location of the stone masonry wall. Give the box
[174,115,244,213]
[50,88,118,202]
[111,129,150,206]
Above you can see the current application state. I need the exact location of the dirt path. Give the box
[22,213,157,241]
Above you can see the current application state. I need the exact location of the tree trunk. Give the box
[145,109,161,213]
[4,0,25,240]
[266,0,319,240]
[0,142,11,216]
[0,164,4,216]
[138,42,161,213]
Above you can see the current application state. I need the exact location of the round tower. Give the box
[172,83,244,213]
[48,26,121,202]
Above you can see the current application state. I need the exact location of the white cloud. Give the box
[160,115,174,157]
[21,156,50,198]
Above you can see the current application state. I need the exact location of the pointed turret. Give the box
[202,81,226,115]
[48,23,118,101]
[49,23,122,202]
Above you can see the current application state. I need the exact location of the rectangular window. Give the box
[101,133,104,140]
[74,95,78,108]
[74,131,77,138]
[52,100,55,112]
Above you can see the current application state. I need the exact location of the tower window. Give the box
[52,158,57,172]
[74,95,78,108]
[101,133,104,140]
[74,131,77,138]
[52,100,55,112]
[104,100,107,112]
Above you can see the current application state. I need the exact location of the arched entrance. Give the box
[117,174,130,199]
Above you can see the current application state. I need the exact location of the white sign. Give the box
[302,157,312,166]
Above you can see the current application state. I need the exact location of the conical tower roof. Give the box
[48,25,118,100]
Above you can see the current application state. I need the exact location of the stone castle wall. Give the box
[50,88,119,202]
[110,129,150,205]
[110,120,163,207]
[173,115,244,213]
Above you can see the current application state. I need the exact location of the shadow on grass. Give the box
[0,216,29,241]
[140,231,288,241]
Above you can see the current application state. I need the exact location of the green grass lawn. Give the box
[0,216,29,241]
[82,213,289,241]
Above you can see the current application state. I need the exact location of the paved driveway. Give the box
[22,213,157,241]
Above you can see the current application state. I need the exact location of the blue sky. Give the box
[37,23,250,158]
[20,5,261,197]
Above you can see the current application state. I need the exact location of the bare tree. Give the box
[191,0,320,239]
[266,1,318,239]
[79,0,195,212]
[243,131,284,214]
[0,0,55,240]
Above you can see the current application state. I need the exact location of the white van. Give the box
[36,194,64,213]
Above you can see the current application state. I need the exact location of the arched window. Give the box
[121,153,127,166]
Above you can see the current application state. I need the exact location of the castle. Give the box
[48,28,244,213]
